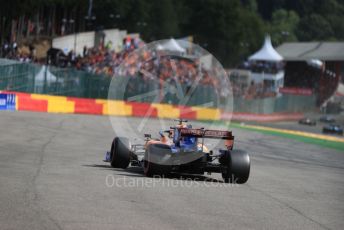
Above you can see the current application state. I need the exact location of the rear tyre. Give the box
[143,159,162,177]
[110,137,130,169]
[220,150,250,184]
[143,144,171,177]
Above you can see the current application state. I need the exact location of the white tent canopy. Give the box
[34,65,63,89]
[249,36,283,62]
[158,38,186,53]
[35,65,60,85]
[156,44,164,50]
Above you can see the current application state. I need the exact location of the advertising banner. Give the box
[0,93,16,111]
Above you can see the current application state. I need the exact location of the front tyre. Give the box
[110,137,130,169]
[220,150,250,184]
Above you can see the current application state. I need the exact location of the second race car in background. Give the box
[322,124,343,135]
[319,115,336,123]
[298,117,317,126]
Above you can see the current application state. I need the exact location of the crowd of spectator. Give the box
[1,40,38,63]
[2,37,228,90]
[240,60,284,74]
[230,80,278,99]
[229,68,282,99]
[70,38,221,90]
[2,37,272,101]
[1,37,231,101]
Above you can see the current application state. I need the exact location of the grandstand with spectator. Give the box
[276,42,344,107]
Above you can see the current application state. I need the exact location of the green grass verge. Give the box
[199,120,344,151]
[228,122,344,151]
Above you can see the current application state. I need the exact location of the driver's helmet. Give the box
[182,136,196,145]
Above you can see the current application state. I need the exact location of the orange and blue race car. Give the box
[104,119,250,184]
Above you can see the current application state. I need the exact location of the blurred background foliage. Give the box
[1,0,343,66]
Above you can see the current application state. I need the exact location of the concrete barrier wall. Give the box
[52,29,129,55]
[2,91,303,122]
[52,32,95,55]
[234,94,317,114]
[0,61,317,114]
[103,29,124,52]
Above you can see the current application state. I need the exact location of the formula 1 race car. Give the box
[104,119,250,184]
[298,117,316,126]
[322,124,343,135]
[319,115,335,123]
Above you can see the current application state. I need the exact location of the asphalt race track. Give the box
[0,111,343,230]
[247,113,344,136]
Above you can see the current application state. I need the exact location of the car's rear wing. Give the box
[180,128,234,140]
[180,128,234,149]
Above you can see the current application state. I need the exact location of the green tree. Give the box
[296,14,334,41]
[256,0,286,19]
[242,0,258,12]
[236,7,265,62]
[183,0,265,66]
[268,9,299,45]
[149,0,180,40]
